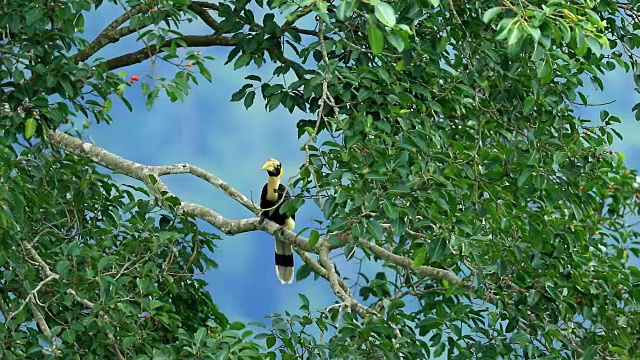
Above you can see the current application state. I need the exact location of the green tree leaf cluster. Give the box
[1,0,639,358]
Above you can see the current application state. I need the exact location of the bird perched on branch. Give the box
[260,158,295,284]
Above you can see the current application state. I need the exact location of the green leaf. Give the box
[365,173,388,180]
[517,168,532,187]
[98,256,117,271]
[526,25,541,42]
[483,7,503,23]
[61,329,76,343]
[308,229,320,248]
[336,0,357,21]
[25,7,44,26]
[75,13,85,30]
[323,196,336,219]
[122,336,136,349]
[382,199,399,219]
[24,118,37,139]
[234,53,252,69]
[553,152,567,165]
[55,261,70,278]
[497,259,507,277]
[581,345,596,360]
[367,21,384,54]
[194,327,207,345]
[298,293,310,308]
[296,264,311,281]
[412,247,428,267]
[243,91,255,109]
[368,221,384,240]
[429,237,449,262]
[229,321,245,330]
[374,2,396,27]
[495,17,515,40]
[266,334,276,349]
[575,32,587,57]
[509,331,528,343]
[585,36,602,57]
[508,25,522,47]
[149,299,163,310]
[386,31,404,52]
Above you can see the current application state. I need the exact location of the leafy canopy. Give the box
[1,0,639,359]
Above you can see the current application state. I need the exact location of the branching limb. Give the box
[73,4,151,63]
[7,273,57,321]
[181,203,313,251]
[8,241,60,321]
[99,35,238,71]
[48,130,472,296]
[357,240,471,289]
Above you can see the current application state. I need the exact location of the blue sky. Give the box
[77,4,640,324]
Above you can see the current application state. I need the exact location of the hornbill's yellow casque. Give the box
[260,158,295,284]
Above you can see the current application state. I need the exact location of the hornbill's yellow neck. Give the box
[262,158,283,201]
[266,176,281,201]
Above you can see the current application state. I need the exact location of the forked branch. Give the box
[48,130,473,316]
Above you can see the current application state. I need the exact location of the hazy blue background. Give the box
[77,4,640,325]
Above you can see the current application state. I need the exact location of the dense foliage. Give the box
[1,0,640,359]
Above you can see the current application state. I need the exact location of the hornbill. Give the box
[260,158,295,284]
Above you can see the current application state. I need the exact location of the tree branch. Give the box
[357,240,471,290]
[318,245,372,317]
[28,302,51,337]
[73,4,151,63]
[99,35,238,71]
[188,3,221,32]
[48,130,471,296]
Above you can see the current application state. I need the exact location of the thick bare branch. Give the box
[99,35,238,71]
[48,130,471,293]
